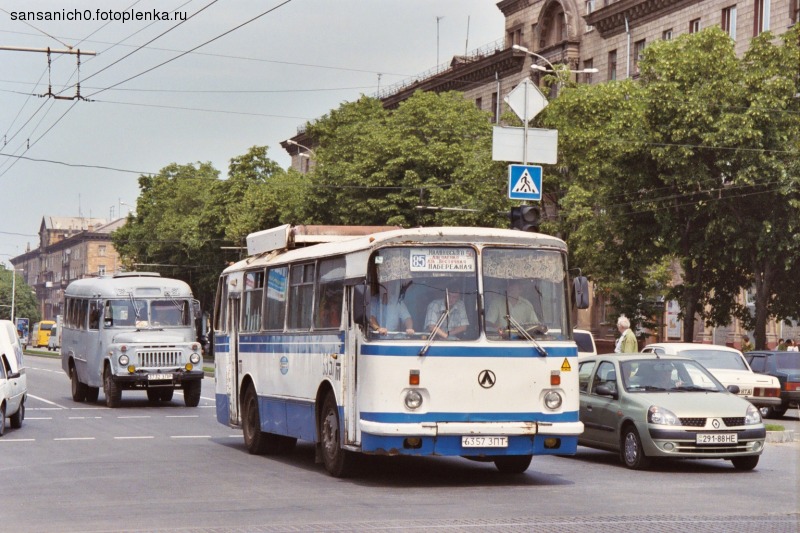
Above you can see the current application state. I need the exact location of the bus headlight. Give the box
[544,390,562,410]
[404,389,423,410]
[190,353,201,365]
[118,354,129,366]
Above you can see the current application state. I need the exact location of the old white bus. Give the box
[61,272,204,407]
[214,225,587,476]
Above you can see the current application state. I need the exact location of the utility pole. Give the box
[436,16,444,65]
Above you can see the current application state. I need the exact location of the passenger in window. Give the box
[320,288,343,328]
[425,284,468,340]
[485,279,540,336]
[370,282,414,336]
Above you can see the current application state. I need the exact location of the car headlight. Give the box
[118,354,129,366]
[745,404,762,425]
[648,405,680,425]
[404,389,423,410]
[544,390,562,410]
[190,353,201,364]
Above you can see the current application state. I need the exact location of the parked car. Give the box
[641,343,781,409]
[578,353,765,470]
[574,329,597,358]
[744,350,800,418]
[47,325,59,351]
[0,319,27,436]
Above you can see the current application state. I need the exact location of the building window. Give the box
[491,92,499,123]
[633,40,646,76]
[793,0,799,23]
[98,265,106,276]
[508,27,523,47]
[583,58,594,84]
[722,6,737,40]
[475,97,482,111]
[662,28,673,40]
[689,18,700,33]
[608,49,617,81]
[754,0,770,35]
[585,0,595,31]
[98,245,106,257]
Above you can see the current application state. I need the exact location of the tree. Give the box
[0,268,39,322]
[304,92,512,228]
[541,26,800,346]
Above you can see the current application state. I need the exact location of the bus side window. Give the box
[89,301,101,330]
[265,267,288,331]
[288,263,315,330]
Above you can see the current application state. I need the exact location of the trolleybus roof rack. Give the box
[246,224,401,256]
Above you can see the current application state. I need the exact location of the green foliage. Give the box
[0,269,39,322]
[541,26,800,346]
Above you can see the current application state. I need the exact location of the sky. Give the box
[0,0,505,267]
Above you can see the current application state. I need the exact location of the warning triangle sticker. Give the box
[511,169,540,194]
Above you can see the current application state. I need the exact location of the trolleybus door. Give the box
[343,286,359,443]
[227,289,241,426]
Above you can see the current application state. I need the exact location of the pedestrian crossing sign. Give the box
[508,164,542,201]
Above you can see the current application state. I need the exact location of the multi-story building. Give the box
[10,216,125,320]
[282,1,798,348]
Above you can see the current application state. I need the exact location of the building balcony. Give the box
[585,0,697,37]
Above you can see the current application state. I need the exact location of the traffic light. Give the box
[510,205,541,232]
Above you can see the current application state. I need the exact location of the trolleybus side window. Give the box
[288,263,315,330]
[214,276,228,333]
[242,270,265,332]
[315,257,345,330]
[265,267,288,331]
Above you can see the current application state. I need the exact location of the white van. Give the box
[0,319,27,435]
[574,328,597,358]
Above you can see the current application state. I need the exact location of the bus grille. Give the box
[138,351,182,368]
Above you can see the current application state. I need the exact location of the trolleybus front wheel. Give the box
[319,392,354,478]
[493,454,532,474]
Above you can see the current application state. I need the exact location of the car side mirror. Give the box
[726,384,740,394]
[8,371,20,379]
[595,384,618,398]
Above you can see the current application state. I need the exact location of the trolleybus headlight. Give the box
[118,354,129,366]
[404,389,423,410]
[544,390,562,410]
[190,353,201,365]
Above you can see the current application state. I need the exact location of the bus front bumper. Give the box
[360,419,584,437]
[112,369,204,389]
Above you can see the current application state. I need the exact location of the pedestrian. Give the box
[740,335,754,352]
[777,338,787,351]
[615,314,638,353]
[788,339,799,352]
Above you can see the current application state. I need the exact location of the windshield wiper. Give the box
[419,288,451,356]
[505,314,547,357]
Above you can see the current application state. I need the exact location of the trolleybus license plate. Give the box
[696,433,737,444]
[148,373,173,381]
[462,436,508,448]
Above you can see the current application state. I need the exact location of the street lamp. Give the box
[286,139,316,157]
[120,201,135,216]
[512,44,599,75]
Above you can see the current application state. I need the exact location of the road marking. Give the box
[69,417,103,420]
[72,407,108,411]
[26,417,53,420]
[165,415,199,418]
[170,435,211,439]
[54,437,95,441]
[28,394,68,409]
[0,438,36,442]
[117,416,151,419]
[114,436,155,440]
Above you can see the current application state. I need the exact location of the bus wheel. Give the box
[104,367,122,408]
[319,392,354,477]
[494,454,532,474]
[70,366,87,402]
[147,389,161,403]
[9,399,24,429]
[183,382,200,407]
[161,388,174,403]
[85,387,100,403]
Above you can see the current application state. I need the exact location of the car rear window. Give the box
[574,332,595,354]
[776,353,800,370]
[679,349,748,370]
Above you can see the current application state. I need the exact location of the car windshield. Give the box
[677,349,748,370]
[622,359,725,392]
[776,353,800,370]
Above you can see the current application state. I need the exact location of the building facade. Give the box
[10,216,125,321]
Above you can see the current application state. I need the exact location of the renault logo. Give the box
[712,418,721,429]
[478,370,496,389]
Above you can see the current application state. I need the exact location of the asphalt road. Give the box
[1,354,798,533]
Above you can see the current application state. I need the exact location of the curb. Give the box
[766,430,796,443]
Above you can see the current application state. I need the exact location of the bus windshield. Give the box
[482,248,568,341]
[103,299,191,328]
[367,246,479,341]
